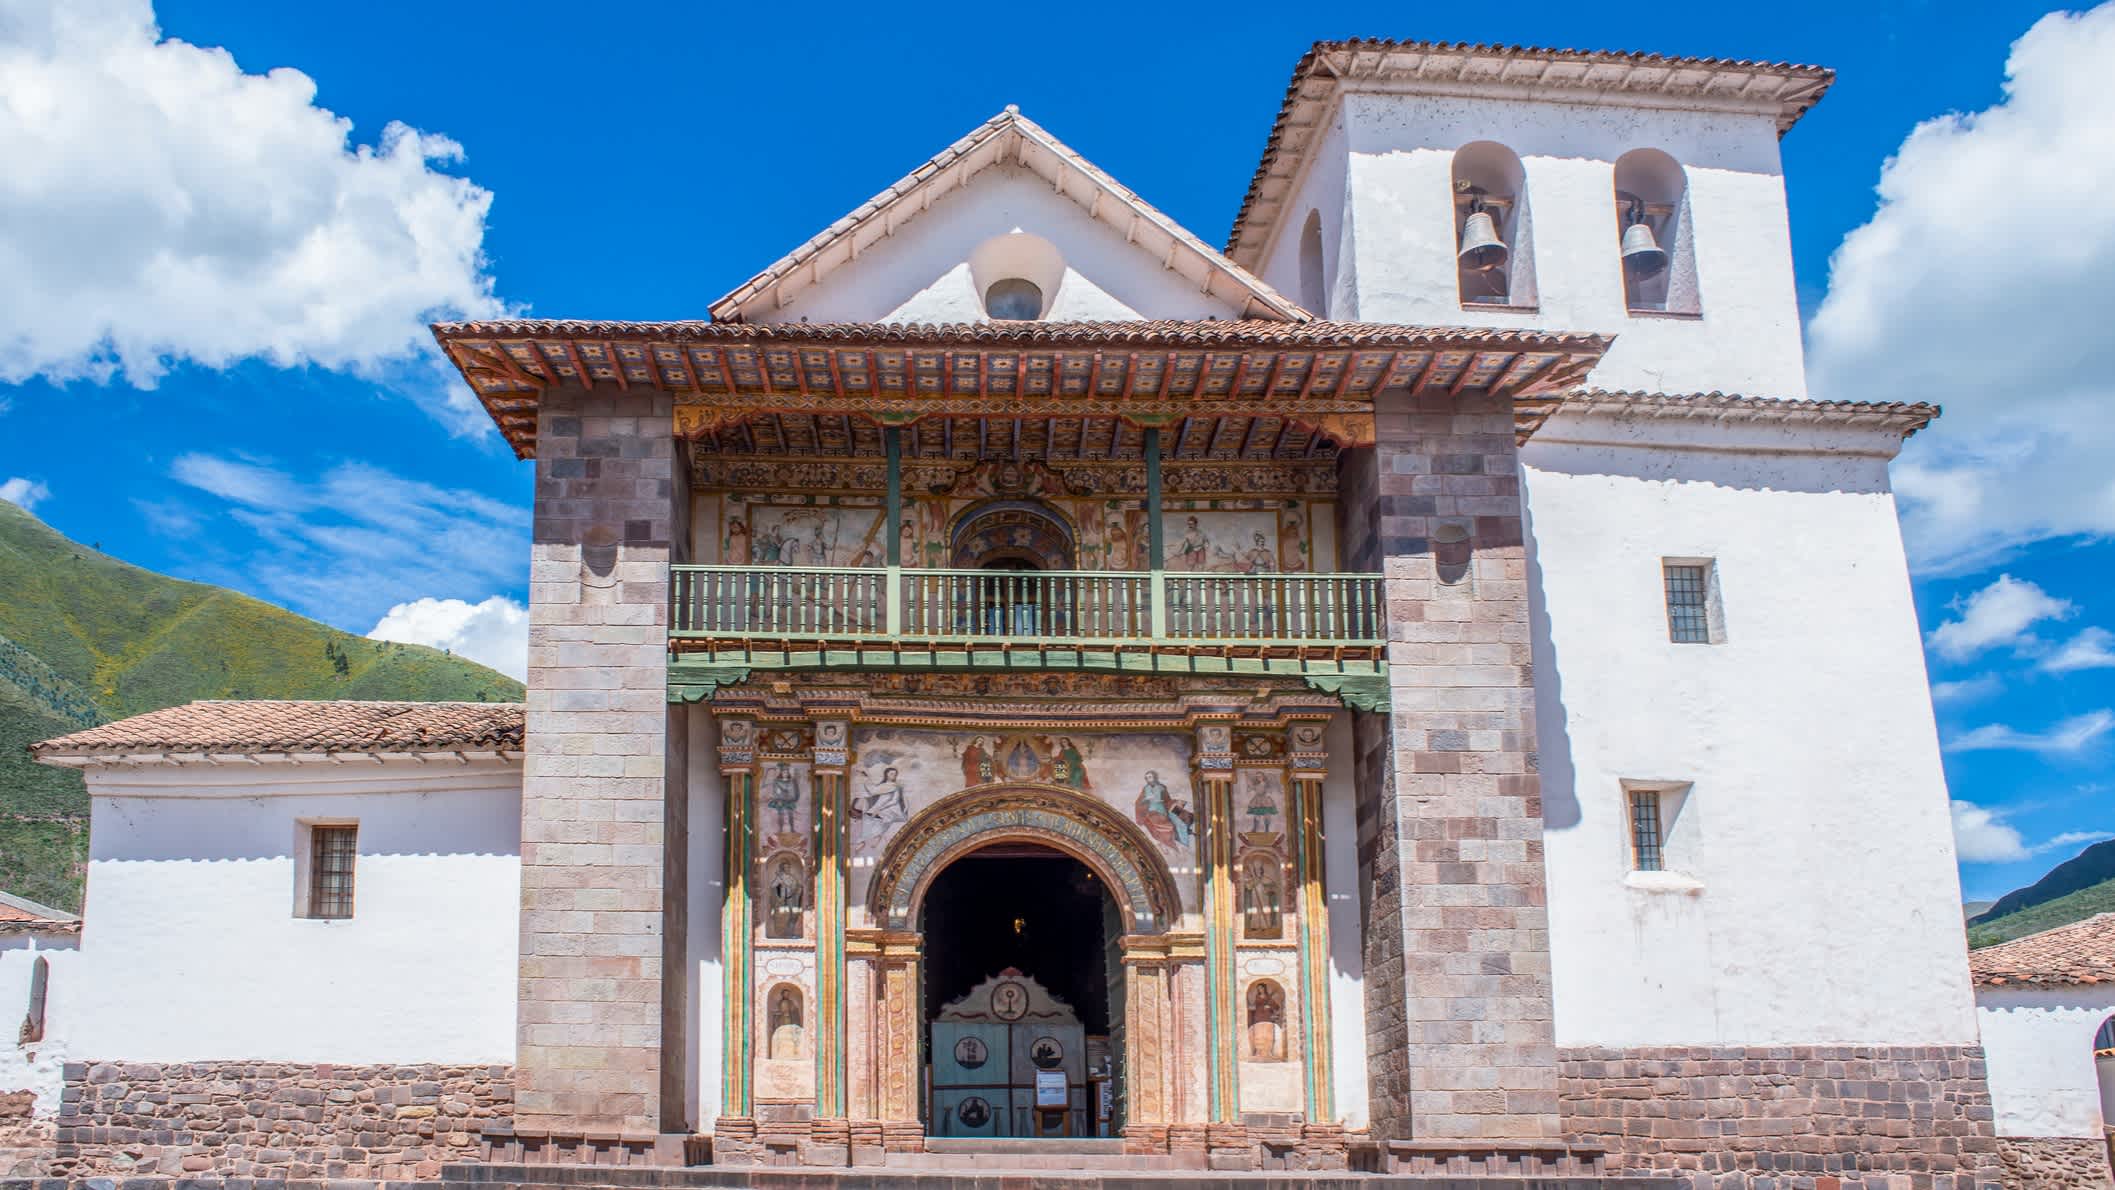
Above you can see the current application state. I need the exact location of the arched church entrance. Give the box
[864,782,1184,1142]
[921,845,1119,1137]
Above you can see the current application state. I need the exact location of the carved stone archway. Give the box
[851,782,1199,1137]
[868,782,1180,934]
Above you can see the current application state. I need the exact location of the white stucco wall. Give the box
[66,760,520,1063]
[1979,986,2115,1137]
[1524,412,1976,1047]
[1256,113,1355,320]
[0,936,78,1115]
[685,708,725,1129]
[766,168,1249,326]
[1320,712,1368,1128]
[1254,90,1807,396]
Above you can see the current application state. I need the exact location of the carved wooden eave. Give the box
[431,318,1610,459]
[1227,39,1835,270]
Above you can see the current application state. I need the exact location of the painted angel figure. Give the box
[1244,771,1279,833]
[1051,737,1090,791]
[852,766,907,843]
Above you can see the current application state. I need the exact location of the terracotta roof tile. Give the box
[1227,39,1835,268]
[0,891,78,934]
[1527,388,1940,438]
[31,700,525,760]
[1970,913,2115,988]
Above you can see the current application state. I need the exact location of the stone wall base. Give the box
[56,1061,512,1180]
[1560,1045,2003,1189]
[1996,1137,2114,1189]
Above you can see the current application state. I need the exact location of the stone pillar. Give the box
[1193,724,1239,1123]
[715,717,758,1127]
[1287,718,1335,1125]
[810,719,851,1120]
[1355,387,1558,1141]
[518,387,679,1143]
[849,928,922,1150]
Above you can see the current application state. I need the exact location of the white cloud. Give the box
[368,596,527,682]
[2039,830,2114,855]
[0,476,50,511]
[1951,801,2029,863]
[1808,3,2115,573]
[1925,574,2072,662]
[2044,626,2115,674]
[1945,709,2115,754]
[1931,674,2002,705]
[170,452,527,630]
[0,0,506,430]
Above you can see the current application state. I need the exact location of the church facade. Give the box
[28,39,2016,1187]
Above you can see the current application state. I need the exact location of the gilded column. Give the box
[810,719,852,1119]
[717,716,758,1123]
[1194,722,1239,1122]
[1287,718,1335,1124]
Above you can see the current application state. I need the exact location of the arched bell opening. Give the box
[1613,147,1700,315]
[1452,140,1535,308]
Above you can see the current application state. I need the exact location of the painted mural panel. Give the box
[845,727,1200,913]
[723,498,888,568]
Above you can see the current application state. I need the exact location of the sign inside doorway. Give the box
[1034,1069,1067,1108]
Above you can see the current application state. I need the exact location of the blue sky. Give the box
[1,0,2110,902]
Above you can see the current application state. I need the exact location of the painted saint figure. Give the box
[1134,770,1194,849]
[766,855,805,939]
[765,763,800,834]
[1244,771,1279,833]
[960,736,995,787]
[1176,516,1209,571]
[1051,737,1089,792]
[768,986,803,1060]
[1241,853,1283,938]
[1246,980,1286,1061]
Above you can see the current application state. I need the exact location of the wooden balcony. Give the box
[667,565,1389,693]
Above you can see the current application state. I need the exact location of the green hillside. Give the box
[1968,876,2115,948]
[0,498,523,908]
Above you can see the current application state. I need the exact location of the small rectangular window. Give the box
[1663,561,1712,643]
[307,825,358,920]
[1628,789,1665,872]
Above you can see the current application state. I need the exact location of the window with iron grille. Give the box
[1663,562,1711,643]
[308,825,357,920]
[1628,790,1664,872]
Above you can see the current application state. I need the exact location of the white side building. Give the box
[1971,914,2115,1185]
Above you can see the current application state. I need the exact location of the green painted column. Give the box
[1145,426,1165,639]
[884,425,902,635]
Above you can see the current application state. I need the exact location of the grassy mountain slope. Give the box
[0,498,524,908]
[1968,876,2115,948]
[1967,838,2115,948]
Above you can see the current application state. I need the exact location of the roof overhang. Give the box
[433,318,1612,457]
[711,108,1309,324]
[1512,388,1940,446]
[1227,39,1835,270]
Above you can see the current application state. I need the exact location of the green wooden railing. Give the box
[670,565,1384,647]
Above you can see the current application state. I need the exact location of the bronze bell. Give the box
[1621,218,1669,280]
[1457,209,1508,272]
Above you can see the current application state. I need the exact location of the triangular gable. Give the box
[709,108,1310,324]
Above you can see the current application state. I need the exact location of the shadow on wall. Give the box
[88,793,519,864]
[1522,492,1580,833]
[1523,438,1894,498]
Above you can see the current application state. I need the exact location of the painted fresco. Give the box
[725,500,887,568]
[1164,506,1314,574]
[846,727,1200,912]
[753,749,814,942]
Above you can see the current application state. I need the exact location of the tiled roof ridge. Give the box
[433,317,1611,352]
[1511,388,1940,444]
[1226,39,1835,267]
[1569,388,1941,418]
[1969,911,2115,988]
[707,108,1310,324]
